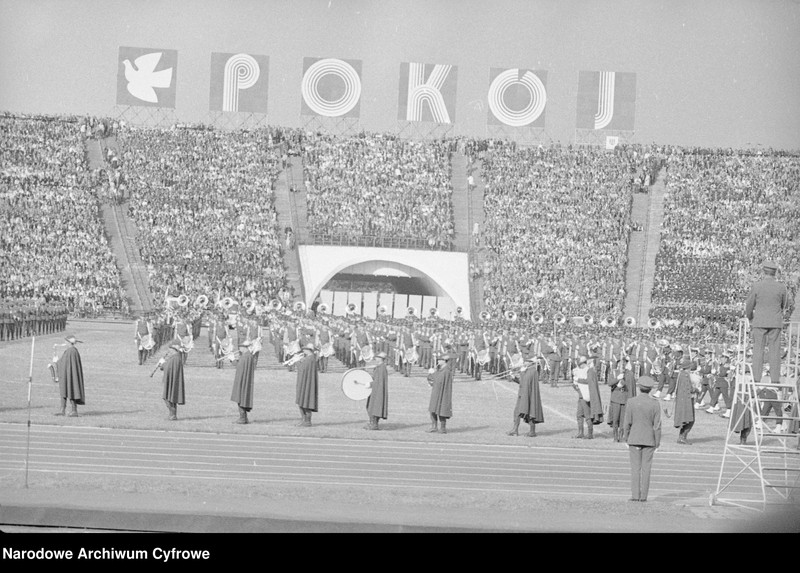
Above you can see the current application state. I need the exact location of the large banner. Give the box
[300,57,362,118]
[576,71,636,130]
[209,53,269,113]
[487,68,547,128]
[117,47,178,108]
[398,62,458,123]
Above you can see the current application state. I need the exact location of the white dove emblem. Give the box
[123,52,173,103]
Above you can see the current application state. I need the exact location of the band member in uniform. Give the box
[427,353,454,434]
[745,260,788,385]
[158,343,186,421]
[134,314,153,366]
[400,327,416,377]
[230,340,257,424]
[572,355,604,439]
[608,357,636,442]
[53,334,86,417]
[673,357,697,444]
[624,376,662,502]
[317,319,333,373]
[295,343,319,427]
[706,353,733,417]
[507,356,544,437]
[365,351,389,430]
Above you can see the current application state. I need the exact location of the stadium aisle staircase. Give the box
[469,158,487,319]
[449,152,471,251]
[633,175,667,323]
[274,159,306,302]
[621,190,652,322]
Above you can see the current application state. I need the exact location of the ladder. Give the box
[712,319,800,510]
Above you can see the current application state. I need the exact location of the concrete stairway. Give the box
[468,158,487,319]
[99,202,154,316]
[273,159,306,302]
[622,175,667,324]
[449,152,471,252]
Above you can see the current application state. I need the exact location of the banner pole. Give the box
[25,335,35,488]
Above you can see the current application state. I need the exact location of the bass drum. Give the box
[341,369,373,401]
[140,334,155,351]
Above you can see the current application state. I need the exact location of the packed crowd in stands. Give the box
[2,111,798,341]
[0,113,125,316]
[116,125,291,308]
[302,132,456,250]
[474,142,642,320]
[651,148,800,326]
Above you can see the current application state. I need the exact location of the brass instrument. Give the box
[283,352,306,367]
[504,310,518,322]
[194,295,209,309]
[532,313,545,325]
[48,343,67,383]
[554,313,566,325]
[624,316,637,327]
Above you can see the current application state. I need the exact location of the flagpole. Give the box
[25,335,35,489]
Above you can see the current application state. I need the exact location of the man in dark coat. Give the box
[745,260,788,384]
[673,357,697,444]
[572,355,604,439]
[159,343,186,421]
[624,376,662,502]
[231,340,256,424]
[608,357,636,442]
[365,351,389,430]
[507,356,544,437]
[427,353,454,434]
[295,343,318,427]
[54,334,85,417]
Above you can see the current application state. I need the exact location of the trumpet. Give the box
[283,352,305,367]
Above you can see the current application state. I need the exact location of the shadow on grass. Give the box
[73,410,146,417]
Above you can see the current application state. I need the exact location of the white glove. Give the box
[428,368,435,374]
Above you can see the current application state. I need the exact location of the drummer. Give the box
[365,351,389,430]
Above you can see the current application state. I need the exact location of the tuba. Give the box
[294,301,307,313]
[244,299,257,314]
[602,315,616,327]
[624,316,637,327]
[429,307,439,318]
[406,306,417,318]
[222,297,238,310]
[194,294,209,309]
[554,313,566,325]
[177,294,190,307]
[456,306,463,317]
[583,314,594,325]
[532,313,544,325]
[504,310,518,322]
[317,303,330,314]
[479,310,491,322]
[348,302,358,315]
[377,305,388,316]
[647,318,661,329]
[270,299,282,311]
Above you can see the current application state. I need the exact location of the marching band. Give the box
[114,294,767,442]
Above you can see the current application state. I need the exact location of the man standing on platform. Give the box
[624,376,661,502]
[53,334,86,417]
[230,340,256,424]
[295,343,319,427]
[365,351,389,430]
[745,260,788,384]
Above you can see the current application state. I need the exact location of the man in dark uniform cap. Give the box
[624,375,661,502]
[507,356,544,437]
[53,334,86,417]
[745,260,788,384]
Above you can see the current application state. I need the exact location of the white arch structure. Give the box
[297,245,471,319]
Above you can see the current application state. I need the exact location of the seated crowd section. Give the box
[301,132,456,250]
[650,148,800,325]
[116,126,290,306]
[1,111,798,337]
[0,113,125,315]
[474,142,641,320]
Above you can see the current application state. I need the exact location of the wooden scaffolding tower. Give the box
[712,319,800,511]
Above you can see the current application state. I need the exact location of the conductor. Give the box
[745,260,788,384]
